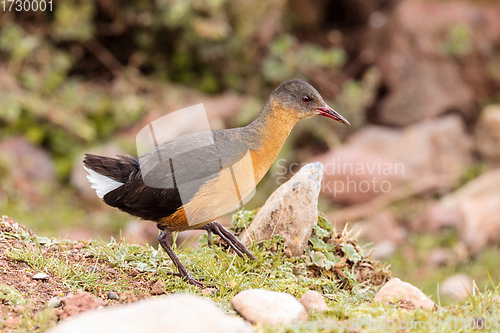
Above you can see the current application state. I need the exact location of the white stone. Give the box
[49,294,253,333]
[231,289,307,325]
[32,273,49,280]
[299,291,328,313]
[374,278,436,309]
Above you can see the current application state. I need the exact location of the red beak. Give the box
[317,106,350,126]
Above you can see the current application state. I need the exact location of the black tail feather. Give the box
[83,154,139,183]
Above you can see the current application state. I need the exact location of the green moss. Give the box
[0,284,26,306]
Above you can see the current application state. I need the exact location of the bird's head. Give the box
[270,79,350,125]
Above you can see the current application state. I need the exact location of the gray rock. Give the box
[298,291,328,313]
[416,203,462,232]
[150,280,166,295]
[400,116,472,185]
[439,274,473,301]
[240,163,323,257]
[107,292,119,301]
[315,144,412,204]
[231,289,307,325]
[377,56,474,127]
[47,297,62,308]
[49,294,253,333]
[427,169,500,254]
[32,273,50,281]
[374,278,436,310]
[475,105,500,164]
[459,197,500,254]
[367,0,500,126]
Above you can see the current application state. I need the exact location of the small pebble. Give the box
[74,242,85,249]
[48,297,62,308]
[150,280,166,295]
[299,291,328,313]
[107,292,119,301]
[32,273,49,281]
[12,305,25,312]
[201,288,217,297]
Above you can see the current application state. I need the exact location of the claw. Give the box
[199,221,256,260]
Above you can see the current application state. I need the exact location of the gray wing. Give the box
[138,129,250,200]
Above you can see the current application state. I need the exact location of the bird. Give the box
[83,79,350,287]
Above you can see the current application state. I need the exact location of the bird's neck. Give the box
[245,101,299,182]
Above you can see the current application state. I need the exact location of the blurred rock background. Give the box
[0,0,499,304]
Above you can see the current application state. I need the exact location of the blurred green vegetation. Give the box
[442,23,474,57]
[0,0,372,178]
[0,0,376,237]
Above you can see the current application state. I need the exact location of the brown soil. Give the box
[0,217,165,332]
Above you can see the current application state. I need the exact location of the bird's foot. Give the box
[199,221,257,260]
[158,229,217,289]
[165,271,217,289]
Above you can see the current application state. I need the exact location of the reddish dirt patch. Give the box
[0,216,170,332]
[1,219,70,330]
[59,290,102,320]
[0,251,69,331]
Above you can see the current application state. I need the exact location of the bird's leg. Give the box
[157,229,208,288]
[199,221,257,260]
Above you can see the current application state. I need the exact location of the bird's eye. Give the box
[302,96,311,103]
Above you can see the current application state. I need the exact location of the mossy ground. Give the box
[1,212,500,332]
